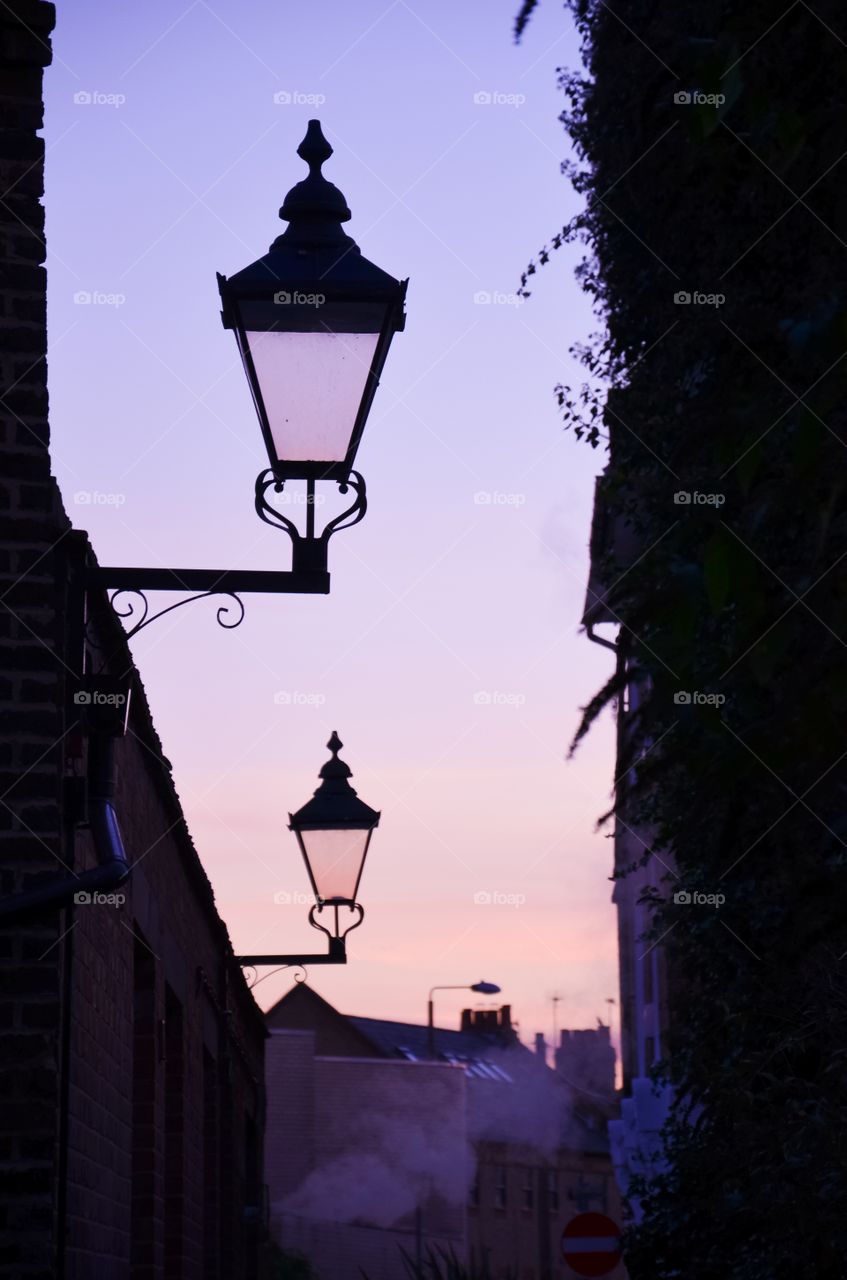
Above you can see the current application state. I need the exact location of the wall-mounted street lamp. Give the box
[237,733,379,969]
[427,981,502,1057]
[217,118,407,581]
[74,119,406,658]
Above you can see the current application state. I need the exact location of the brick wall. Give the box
[0,5,268,1277]
[59,598,268,1280]
[0,3,64,1275]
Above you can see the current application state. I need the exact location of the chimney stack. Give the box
[460,1005,517,1044]
[556,1026,616,1097]
[534,1032,547,1064]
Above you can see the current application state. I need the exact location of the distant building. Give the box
[555,1026,616,1099]
[266,985,625,1280]
[266,1023,467,1279]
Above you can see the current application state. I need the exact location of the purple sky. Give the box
[44,0,619,1054]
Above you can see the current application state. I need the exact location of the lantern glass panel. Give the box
[242,329,379,465]
[300,827,370,902]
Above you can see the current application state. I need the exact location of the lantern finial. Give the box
[318,731,353,786]
[298,120,333,177]
[278,119,352,239]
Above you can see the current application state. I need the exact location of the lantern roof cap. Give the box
[278,121,352,236]
[217,122,407,318]
[289,732,380,831]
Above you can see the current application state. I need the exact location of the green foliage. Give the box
[523,2,847,1276]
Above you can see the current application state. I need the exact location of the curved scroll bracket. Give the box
[254,469,367,575]
[95,588,246,644]
[308,900,365,942]
[244,962,308,991]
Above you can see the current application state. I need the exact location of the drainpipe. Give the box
[584,622,618,654]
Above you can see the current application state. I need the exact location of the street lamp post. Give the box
[237,732,379,969]
[427,981,502,1057]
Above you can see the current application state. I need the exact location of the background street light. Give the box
[237,733,379,970]
[427,981,502,1057]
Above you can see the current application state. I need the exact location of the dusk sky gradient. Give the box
[43,0,620,1055]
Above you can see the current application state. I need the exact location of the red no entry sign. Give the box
[561,1212,622,1277]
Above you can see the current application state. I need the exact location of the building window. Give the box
[546,1169,559,1212]
[645,1035,656,1067]
[469,1168,479,1208]
[521,1168,534,1210]
[494,1166,508,1210]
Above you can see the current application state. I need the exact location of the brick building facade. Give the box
[0,5,267,1277]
